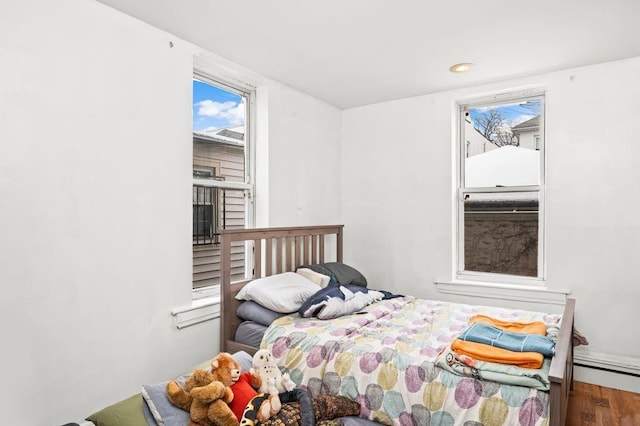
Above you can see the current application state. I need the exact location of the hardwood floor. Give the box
[566,381,640,426]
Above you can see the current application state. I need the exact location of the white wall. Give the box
[342,57,640,389]
[0,0,341,424]
[256,84,342,228]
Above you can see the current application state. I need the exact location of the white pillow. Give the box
[235,272,320,313]
[296,268,331,288]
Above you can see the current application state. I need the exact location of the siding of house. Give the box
[465,119,497,157]
[193,140,246,288]
[517,131,539,150]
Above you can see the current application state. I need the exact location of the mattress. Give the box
[235,320,268,348]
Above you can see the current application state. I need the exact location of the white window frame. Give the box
[191,71,256,300]
[455,89,546,286]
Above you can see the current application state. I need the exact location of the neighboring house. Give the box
[192,125,246,289]
[465,118,498,157]
[512,115,541,150]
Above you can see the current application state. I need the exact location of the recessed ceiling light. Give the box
[449,63,474,73]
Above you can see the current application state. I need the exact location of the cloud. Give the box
[195,99,245,125]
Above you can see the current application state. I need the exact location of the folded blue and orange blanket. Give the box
[449,314,556,369]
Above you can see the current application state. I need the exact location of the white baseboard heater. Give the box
[574,348,640,378]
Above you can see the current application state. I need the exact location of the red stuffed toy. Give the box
[228,370,261,420]
[223,354,282,422]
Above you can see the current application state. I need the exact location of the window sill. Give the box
[192,284,220,301]
[434,279,570,305]
[171,296,221,329]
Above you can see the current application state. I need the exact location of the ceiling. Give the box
[95,0,640,109]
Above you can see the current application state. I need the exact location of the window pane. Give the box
[192,77,250,290]
[193,78,247,183]
[192,188,248,289]
[464,99,542,188]
[463,191,539,277]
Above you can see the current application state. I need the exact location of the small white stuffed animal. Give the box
[254,377,282,422]
[251,349,296,393]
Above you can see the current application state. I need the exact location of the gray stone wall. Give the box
[464,212,538,277]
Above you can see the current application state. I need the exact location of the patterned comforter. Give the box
[261,296,562,426]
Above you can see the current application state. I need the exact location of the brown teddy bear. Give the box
[166,352,265,426]
[166,367,235,426]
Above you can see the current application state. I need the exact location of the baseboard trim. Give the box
[575,362,640,378]
[574,348,640,376]
[574,365,640,394]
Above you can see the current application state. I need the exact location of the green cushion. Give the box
[86,393,149,426]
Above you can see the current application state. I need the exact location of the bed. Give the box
[220,225,575,426]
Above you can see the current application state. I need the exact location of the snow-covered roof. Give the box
[465,145,539,188]
[193,125,245,146]
[512,115,540,134]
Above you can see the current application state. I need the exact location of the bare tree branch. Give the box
[474,108,518,147]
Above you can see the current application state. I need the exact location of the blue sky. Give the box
[192,79,245,132]
[469,99,541,127]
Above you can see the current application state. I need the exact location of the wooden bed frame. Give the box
[220,225,574,426]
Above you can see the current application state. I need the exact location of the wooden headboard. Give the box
[219,225,344,355]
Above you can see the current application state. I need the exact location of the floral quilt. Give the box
[261,296,562,426]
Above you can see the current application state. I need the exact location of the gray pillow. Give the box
[142,351,254,426]
[301,262,368,287]
[236,301,286,326]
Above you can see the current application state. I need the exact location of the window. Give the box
[192,74,254,292]
[457,92,544,282]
